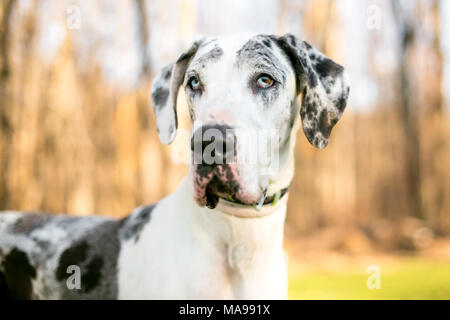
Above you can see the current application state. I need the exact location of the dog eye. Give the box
[256,75,274,89]
[188,76,201,91]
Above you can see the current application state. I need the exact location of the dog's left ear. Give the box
[151,40,203,145]
[275,34,350,149]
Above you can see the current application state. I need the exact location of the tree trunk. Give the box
[391,1,423,219]
[0,0,16,209]
[135,0,151,80]
[425,0,445,232]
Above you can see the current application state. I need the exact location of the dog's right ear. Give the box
[151,40,203,145]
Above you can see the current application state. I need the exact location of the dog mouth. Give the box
[192,163,290,211]
[204,175,237,209]
[192,163,264,210]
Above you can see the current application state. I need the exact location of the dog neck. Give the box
[183,175,287,269]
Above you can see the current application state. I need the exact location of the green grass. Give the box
[288,258,450,299]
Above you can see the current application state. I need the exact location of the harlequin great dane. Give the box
[0,33,349,300]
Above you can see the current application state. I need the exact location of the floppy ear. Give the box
[151,40,203,145]
[275,34,350,149]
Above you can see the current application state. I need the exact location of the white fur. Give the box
[117,176,288,299]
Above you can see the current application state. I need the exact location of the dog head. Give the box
[151,33,349,209]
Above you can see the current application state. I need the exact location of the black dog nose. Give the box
[191,124,235,165]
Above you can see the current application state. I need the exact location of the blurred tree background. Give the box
[0,0,450,267]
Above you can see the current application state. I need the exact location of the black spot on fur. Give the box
[288,100,297,130]
[163,67,172,81]
[262,38,272,48]
[56,241,89,282]
[306,70,318,88]
[336,86,350,112]
[314,57,343,79]
[303,41,312,50]
[195,45,223,66]
[196,163,214,179]
[56,241,104,294]
[13,213,51,235]
[0,248,36,299]
[152,87,169,109]
[188,105,196,121]
[120,204,155,242]
[319,109,338,139]
[82,255,103,293]
[56,240,103,294]
[304,95,319,117]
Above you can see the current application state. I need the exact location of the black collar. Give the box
[262,187,289,205]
